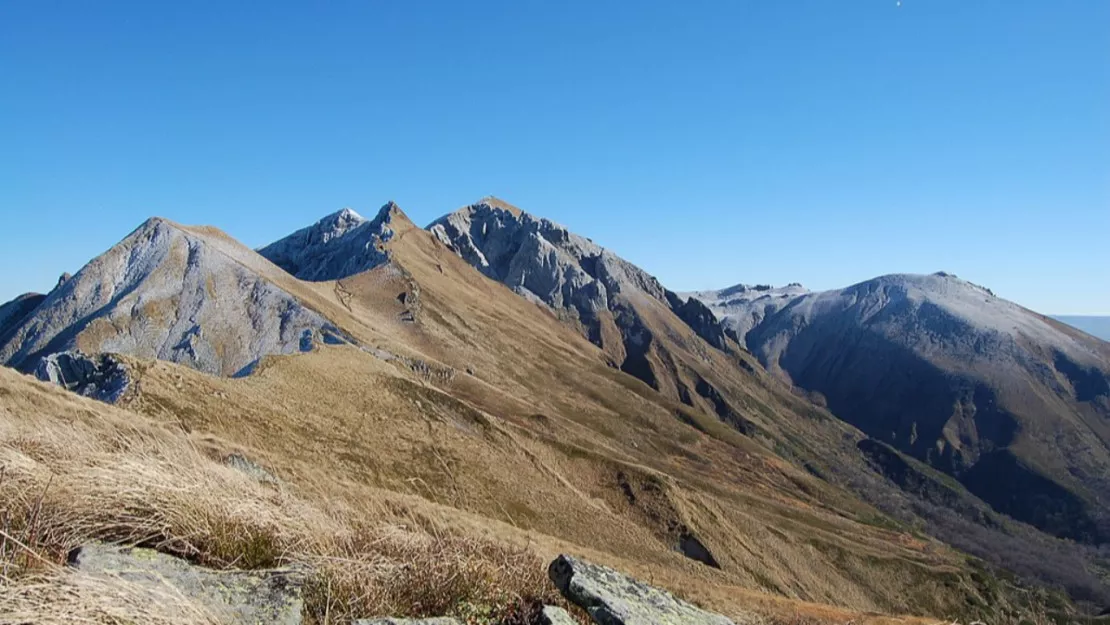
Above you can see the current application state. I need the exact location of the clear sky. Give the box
[2,1,1107,314]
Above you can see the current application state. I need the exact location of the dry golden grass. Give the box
[0,368,567,624]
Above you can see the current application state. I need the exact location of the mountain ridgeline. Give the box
[3,197,1110,617]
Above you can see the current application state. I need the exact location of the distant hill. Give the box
[694,273,1110,549]
[1055,316,1110,341]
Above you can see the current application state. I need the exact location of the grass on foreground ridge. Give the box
[0,371,566,625]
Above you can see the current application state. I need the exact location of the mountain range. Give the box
[2,197,1109,622]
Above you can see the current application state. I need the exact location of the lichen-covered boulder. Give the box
[549,555,735,625]
[68,543,304,624]
[540,605,579,625]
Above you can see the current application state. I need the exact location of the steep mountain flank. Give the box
[696,273,1110,545]
[0,217,348,377]
[0,292,46,341]
[426,199,738,398]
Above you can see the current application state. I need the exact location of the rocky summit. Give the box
[258,202,404,281]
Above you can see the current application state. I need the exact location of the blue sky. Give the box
[2,1,1107,314]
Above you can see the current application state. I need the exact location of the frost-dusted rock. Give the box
[692,272,1110,544]
[258,203,400,281]
[353,619,461,625]
[549,554,735,625]
[68,543,304,625]
[0,217,349,377]
[681,282,809,343]
[35,351,130,403]
[539,605,578,625]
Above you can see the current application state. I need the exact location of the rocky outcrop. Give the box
[549,554,736,625]
[67,543,304,624]
[426,199,735,387]
[34,351,130,403]
[0,217,349,377]
[665,292,733,348]
[258,203,401,281]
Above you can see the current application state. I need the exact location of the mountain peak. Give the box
[1,216,344,376]
[258,203,402,281]
[474,195,524,217]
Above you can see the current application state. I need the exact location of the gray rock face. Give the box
[693,272,1110,543]
[0,292,46,343]
[34,351,130,403]
[428,200,624,323]
[68,543,304,624]
[0,217,349,377]
[427,199,732,359]
[258,203,399,281]
[549,554,735,625]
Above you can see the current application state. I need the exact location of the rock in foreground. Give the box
[68,543,304,625]
[35,351,130,403]
[549,554,735,625]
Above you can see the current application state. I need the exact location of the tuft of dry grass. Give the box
[302,524,565,624]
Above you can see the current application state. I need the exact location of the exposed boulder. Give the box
[67,543,304,624]
[224,452,281,484]
[548,554,736,625]
[34,351,130,403]
[539,605,578,625]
